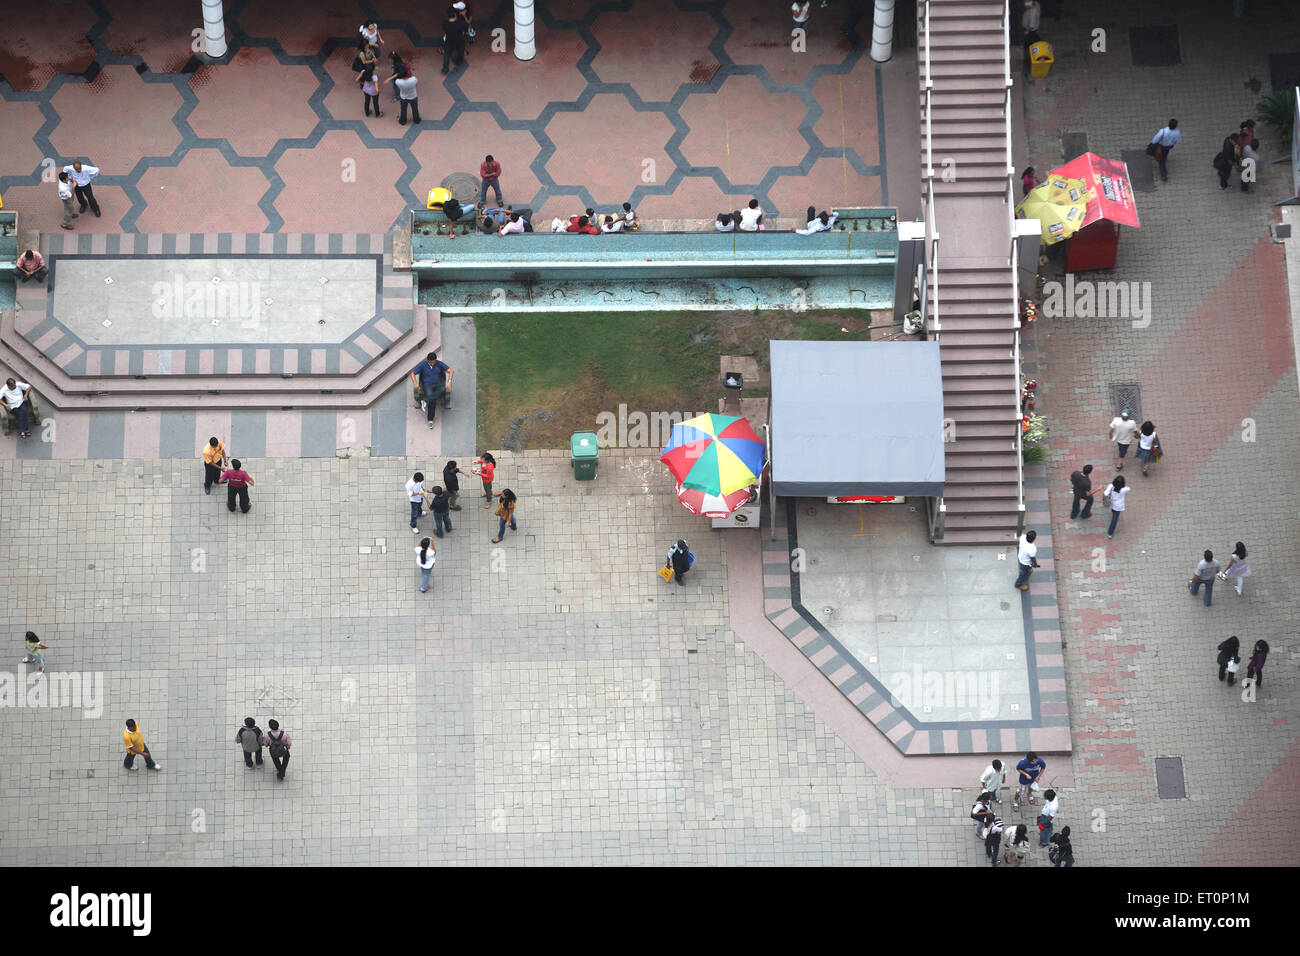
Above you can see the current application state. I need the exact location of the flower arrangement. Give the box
[1021,378,1037,413]
[1020,299,1038,325]
[1022,413,1048,444]
[903,310,924,335]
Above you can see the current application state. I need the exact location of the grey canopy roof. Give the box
[769,339,946,497]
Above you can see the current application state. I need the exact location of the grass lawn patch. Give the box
[476,309,885,450]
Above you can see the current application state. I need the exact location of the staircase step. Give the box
[938,345,1014,363]
[926,90,1007,108]
[941,468,1017,484]
[926,1,1007,20]
[936,331,1014,348]
[947,483,1021,499]
[944,498,1022,516]
[941,361,1016,378]
[934,527,1019,546]
[930,180,1010,196]
[944,446,1019,462]
[935,315,1014,331]
[928,61,1009,80]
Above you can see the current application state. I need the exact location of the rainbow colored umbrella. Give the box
[660,414,765,513]
[674,481,756,519]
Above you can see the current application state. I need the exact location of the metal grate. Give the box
[1155,756,1187,798]
[1112,384,1142,422]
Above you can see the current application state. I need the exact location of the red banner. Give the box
[1051,153,1141,230]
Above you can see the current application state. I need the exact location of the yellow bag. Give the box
[657,565,674,583]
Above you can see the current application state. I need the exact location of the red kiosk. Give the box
[1049,153,1141,271]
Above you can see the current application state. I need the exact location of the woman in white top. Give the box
[1135,420,1158,476]
[1103,474,1128,539]
[1220,541,1250,596]
[415,536,436,593]
[360,21,383,59]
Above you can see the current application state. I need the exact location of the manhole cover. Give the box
[1130,25,1181,67]
[441,173,481,206]
[1155,756,1187,798]
[1112,384,1141,422]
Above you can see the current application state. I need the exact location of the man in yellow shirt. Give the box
[202,436,227,495]
[123,718,161,771]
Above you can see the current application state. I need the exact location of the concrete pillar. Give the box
[870,0,895,63]
[1014,218,1043,293]
[514,0,536,62]
[201,0,227,59]
[895,220,926,324]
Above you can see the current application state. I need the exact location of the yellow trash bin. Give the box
[1029,41,1054,79]
[427,186,452,210]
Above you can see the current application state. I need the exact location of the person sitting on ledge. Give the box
[795,207,838,235]
[481,204,512,227]
[615,202,637,230]
[715,211,739,232]
[738,198,764,231]
[498,211,527,236]
[566,215,600,235]
[14,249,47,283]
[600,215,624,233]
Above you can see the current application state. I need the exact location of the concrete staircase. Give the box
[919,0,1021,545]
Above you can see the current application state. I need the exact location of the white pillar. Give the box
[202,0,227,59]
[514,0,536,61]
[870,0,895,63]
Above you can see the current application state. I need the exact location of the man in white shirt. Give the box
[406,472,428,533]
[389,69,420,125]
[791,2,810,31]
[599,215,624,233]
[1037,789,1060,847]
[615,202,636,230]
[980,759,1007,804]
[57,171,78,230]
[1108,409,1140,471]
[1,377,34,439]
[738,199,764,231]
[1148,119,1181,182]
[795,208,838,235]
[1014,529,1038,591]
[62,161,101,217]
[498,212,527,236]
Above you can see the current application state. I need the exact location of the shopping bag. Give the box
[657,566,674,583]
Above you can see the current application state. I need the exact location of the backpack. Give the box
[1048,838,1069,866]
[443,198,464,221]
[268,730,289,759]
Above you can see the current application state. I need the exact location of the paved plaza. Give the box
[2,0,1299,868]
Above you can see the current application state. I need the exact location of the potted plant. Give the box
[1257,88,1296,147]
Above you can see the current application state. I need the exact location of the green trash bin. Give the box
[571,431,598,480]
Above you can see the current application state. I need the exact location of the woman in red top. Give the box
[477,452,496,507]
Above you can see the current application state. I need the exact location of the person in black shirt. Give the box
[1069,463,1094,519]
[1048,825,1074,867]
[442,460,469,511]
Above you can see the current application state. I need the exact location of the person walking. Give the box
[1047,826,1074,867]
[429,486,452,537]
[1216,635,1241,686]
[389,67,420,125]
[1221,542,1250,596]
[1037,789,1059,846]
[410,351,451,428]
[20,631,49,676]
[122,719,161,771]
[1012,751,1044,811]
[1245,640,1269,689]
[1148,119,1181,182]
[201,436,227,495]
[667,539,692,586]
[1014,529,1039,591]
[982,815,1005,866]
[1102,474,1128,539]
[479,154,503,207]
[218,459,254,514]
[442,460,468,510]
[491,489,518,543]
[971,791,996,837]
[1188,549,1221,607]
[1108,409,1139,471]
[62,160,101,217]
[1135,420,1160,476]
[406,472,427,533]
[980,758,1007,804]
[1003,823,1031,866]
[263,719,292,781]
[1214,133,1240,190]
[57,171,78,230]
[1069,463,1094,519]
[477,452,496,507]
[237,717,265,770]
[442,4,468,74]
[1,377,34,439]
[359,64,382,118]
[416,536,436,592]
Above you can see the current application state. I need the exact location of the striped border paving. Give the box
[761,486,1074,756]
[20,232,412,379]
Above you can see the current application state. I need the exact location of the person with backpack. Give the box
[667,539,692,586]
[237,717,264,770]
[1216,635,1241,686]
[970,791,996,836]
[263,719,292,781]
[1002,823,1030,866]
[1048,825,1074,867]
